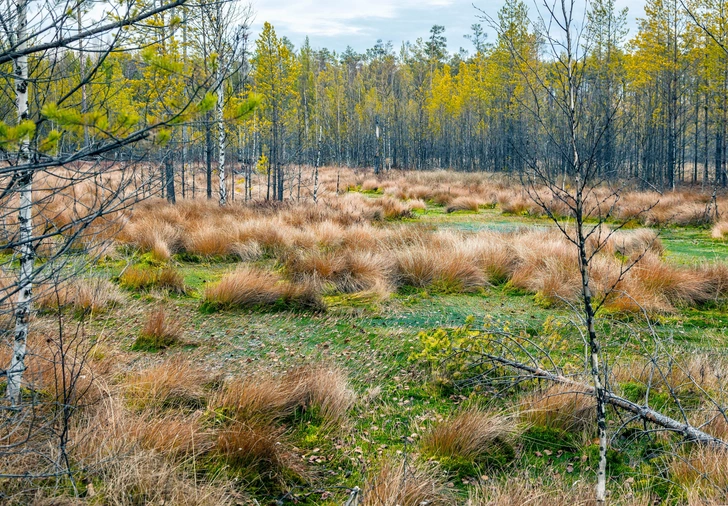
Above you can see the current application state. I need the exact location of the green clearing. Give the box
[80,205,728,504]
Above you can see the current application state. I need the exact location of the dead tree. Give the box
[480,0,657,502]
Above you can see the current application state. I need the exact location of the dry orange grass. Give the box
[497,191,531,215]
[231,240,263,261]
[610,228,664,257]
[393,244,439,287]
[712,220,728,240]
[213,376,298,424]
[33,359,353,505]
[520,383,595,435]
[436,248,487,292]
[464,233,518,284]
[612,353,728,398]
[35,277,124,315]
[337,250,393,294]
[624,252,715,310]
[124,358,210,412]
[110,171,728,314]
[469,476,650,505]
[378,196,414,219]
[282,365,355,426]
[700,262,728,299]
[421,409,518,462]
[234,217,295,254]
[134,308,183,350]
[203,266,287,309]
[118,266,185,294]
[447,196,481,213]
[215,422,306,484]
[363,460,452,506]
[392,239,486,292]
[285,248,346,287]
[509,231,582,303]
[0,320,108,406]
[119,265,158,290]
[340,167,725,227]
[700,413,728,440]
[156,267,186,294]
[66,401,236,506]
[213,365,354,427]
[183,224,237,257]
[131,411,215,459]
[117,213,182,261]
[669,447,728,503]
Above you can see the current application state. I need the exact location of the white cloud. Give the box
[247,0,646,53]
[251,0,455,37]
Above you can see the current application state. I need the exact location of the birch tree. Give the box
[480,0,645,502]
[0,0,203,406]
[6,0,32,405]
[199,0,253,206]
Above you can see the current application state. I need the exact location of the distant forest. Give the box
[11,0,728,192]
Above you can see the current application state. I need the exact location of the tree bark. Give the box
[165,150,176,204]
[472,352,728,447]
[217,61,227,206]
[7,0,32,405]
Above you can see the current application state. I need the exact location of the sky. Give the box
[249,0,646,55]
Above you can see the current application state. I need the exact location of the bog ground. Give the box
[2,168,728,505]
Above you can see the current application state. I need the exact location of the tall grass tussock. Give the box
[421,409,519,466]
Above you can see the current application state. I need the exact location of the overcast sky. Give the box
[249,0,645,55]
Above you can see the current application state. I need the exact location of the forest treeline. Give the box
[7,0,728,197]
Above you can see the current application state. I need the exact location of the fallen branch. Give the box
[467,350,728,448]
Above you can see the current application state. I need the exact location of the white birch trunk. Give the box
[313,126,322,204]
[7,0,32,405]
[217,60,226,206]
[181,9,188,198]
